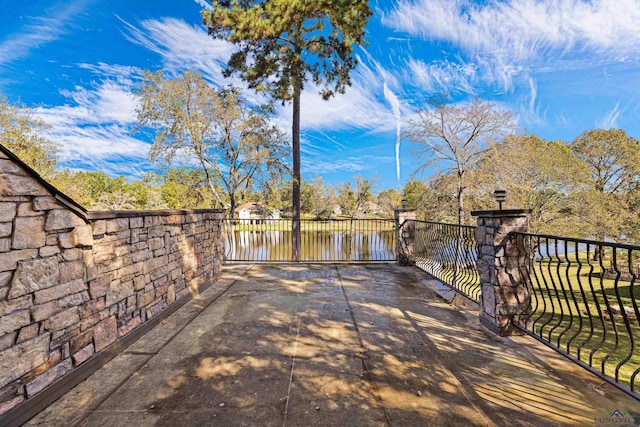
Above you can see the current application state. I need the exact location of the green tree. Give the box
[95,190,137,210]
[473,135,589,233]
[160,168,216,209]
[300,179,316,216]
[129,172,168,209]
[54,171,131,209]
[338,175,372,219]
[203,0,372,260]
[572,129,640,194]
[259,175,287,213]
[401,179,428,212]
[136,70,289,215]
[569,128,640,243]
[406,98,515,225]
[423,175,464,223]
[401,178,452,221]
[376,188,402,217]
[304,176,337,219]
[0,96,58,178]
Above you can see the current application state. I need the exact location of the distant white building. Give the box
[235,202,280,224]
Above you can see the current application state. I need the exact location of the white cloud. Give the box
[597,102,621,129]
[406,58,477,95]
[280,53,412,134]
[193,0,212,10]
[382,0,640,61]
[516,76,546,127]
[382,0,640,92]
[305,155,394,175]
[77,62,141,84]
[120,17,236,85]
[39,82,135,126]
[0,0,88,67]
[33,79,149,176]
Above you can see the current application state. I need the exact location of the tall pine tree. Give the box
[203,0,371,260]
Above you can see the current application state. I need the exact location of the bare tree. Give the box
[136,70,289,215]
[406,98,516,225]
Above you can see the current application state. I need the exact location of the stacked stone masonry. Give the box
[472,210,532,335]
[394,209,416,266]
[0,147,225,415]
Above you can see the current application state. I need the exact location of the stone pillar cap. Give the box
[471,209,532,217]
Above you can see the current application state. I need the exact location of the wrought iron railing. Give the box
[512,232,640,398]
[224,218,395,262]
[412,220,480,301]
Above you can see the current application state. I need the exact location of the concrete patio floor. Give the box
[25,264,640,426]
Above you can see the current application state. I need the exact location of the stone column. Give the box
[394,208,416,266]
[471,209,532,336]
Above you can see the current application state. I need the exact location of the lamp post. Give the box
[401,199,407,209]
[493,189,506,210]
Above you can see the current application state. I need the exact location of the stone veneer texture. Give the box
[0,148,225,415]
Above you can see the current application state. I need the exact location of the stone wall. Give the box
[472,209,531,335]
[394,208,416,265]
[0,146,225,415]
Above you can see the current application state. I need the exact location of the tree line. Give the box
[404,99,640,245]
[3,92,640,244]
[2,0,639,246]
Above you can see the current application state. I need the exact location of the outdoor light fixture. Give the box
[493,189,506,210]
[401,199,407,209]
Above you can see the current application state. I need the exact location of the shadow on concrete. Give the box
[26,264,640,427]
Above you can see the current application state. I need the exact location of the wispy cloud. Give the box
[406,58,477,95]
[287,53,412,134]
[0,0,88,67]
[516,77,546,127]
[305,155,394,175]
[121,17,408,136]
[119,17,236,86]
[382,0,640,61]
[381,0,640,93]
[33,78,149,176]
[193,0,212,11]
[597,102,621,129]
[77,62,142,84]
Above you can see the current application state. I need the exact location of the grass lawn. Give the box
[526,254,640,392]
[414,248,639,393]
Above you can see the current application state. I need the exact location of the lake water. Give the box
[225,229,396,262]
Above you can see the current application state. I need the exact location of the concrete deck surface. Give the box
[25,264,640,426]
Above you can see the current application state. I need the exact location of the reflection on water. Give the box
[226,230,395,262]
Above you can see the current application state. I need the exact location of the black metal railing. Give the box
[512,232,640,398]
[412,220,480,301]
[224,218,395,263]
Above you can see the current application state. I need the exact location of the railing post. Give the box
[471,209,532,335]
[395,208,416,265]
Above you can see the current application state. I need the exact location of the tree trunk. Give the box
[198,158,224,209]
[457,170,464,226]
[454,170,464,287]
[292,72,302,262]
[229,194,236,220]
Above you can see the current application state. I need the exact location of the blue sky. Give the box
[2,0,640,191]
